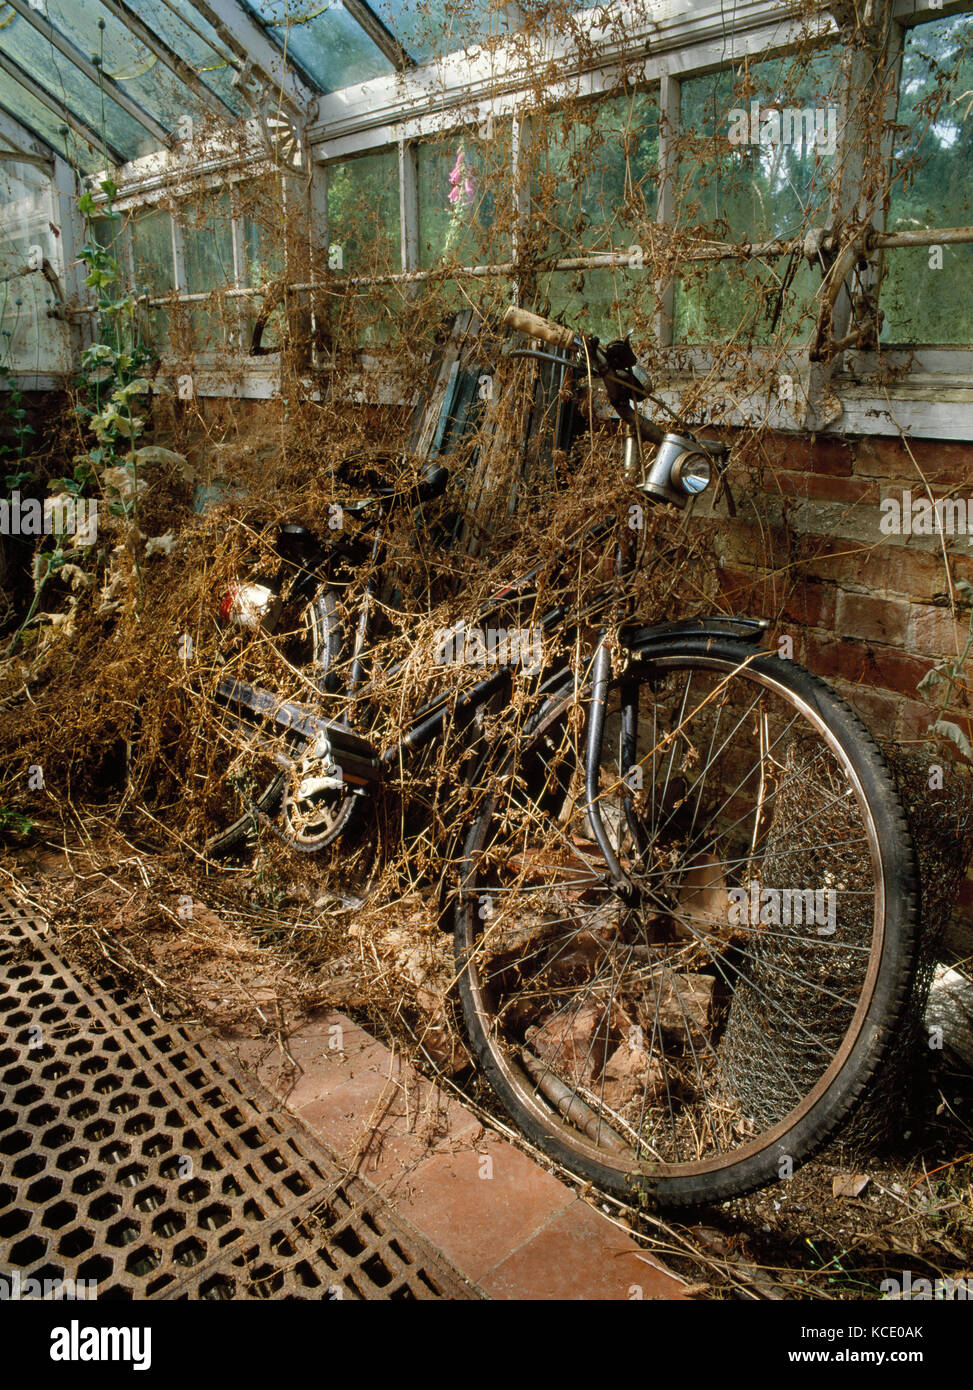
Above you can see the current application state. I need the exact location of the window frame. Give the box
[5,0,970,435]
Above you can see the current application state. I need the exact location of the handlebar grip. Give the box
[502,305,576,351]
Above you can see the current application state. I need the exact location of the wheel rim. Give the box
[202,585,349,852]
[458,654,888,1181]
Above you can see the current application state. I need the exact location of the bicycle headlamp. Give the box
[636,432,713,509]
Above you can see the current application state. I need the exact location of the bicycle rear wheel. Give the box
[454,636,918,1206]
[202,582,356,857]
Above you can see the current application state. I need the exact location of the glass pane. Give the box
[0,159,71,374]
[674,47,841,345]
[236,178,287,352]
[0,11,158,160]
[373,0,505,64]
[183,191,235,293]
[541,265,656,343]
[417,121,511,269]
[329,281,414,349]
[180,191,237,351]
[531,92,659,253]
[246,1,393,90]
[125,0,243,113]
[327,149,400,275]
[239,183,286,286]
[88,214,156,359]
[43,0,198,133]
[527,89,659,339]
[128,208,174,350]
[0,80,104,173]
[130,207,174,293]
[881,13,973,345]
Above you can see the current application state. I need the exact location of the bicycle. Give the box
[196,304,920,1207]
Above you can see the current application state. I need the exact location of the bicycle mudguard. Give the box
[621,614,770,652]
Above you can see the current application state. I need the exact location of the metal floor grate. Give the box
[0,893,477,1300]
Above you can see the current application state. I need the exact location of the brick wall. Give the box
[710,432,972,742]
[707,429,973,941]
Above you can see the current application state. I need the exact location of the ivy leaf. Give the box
[77,190,97,217]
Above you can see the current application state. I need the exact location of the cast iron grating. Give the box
[0,893,476,1300]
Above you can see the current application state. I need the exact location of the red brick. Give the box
[833,680,901,741]
[836,591,910,646]
[716,565,781,616]
[805,635,934,697]
[382,1134,575,1283]
[910,603,970,658]
[232,1013,481,1190]
[774,473,879,505]
[898,698,940,746]
[716,566,834,627]
[853,436,973,489]
[950,555,973,589]
[804,633,849,682]
[709,519,791,570]
[887,549,954,600]
[782,581,836,630]
[852,437,909,481]
[811,437,854,476]
[803,537,892,590]
[868,646,937,698]
[750,434,852,476]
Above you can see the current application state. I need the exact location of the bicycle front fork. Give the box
[584,637,637,900]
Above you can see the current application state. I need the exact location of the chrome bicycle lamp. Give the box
[635,432,713,509]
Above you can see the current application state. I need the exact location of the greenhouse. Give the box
[1,0,972,1318]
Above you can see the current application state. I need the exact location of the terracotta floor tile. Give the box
[382,1132,575,1283]
[229,1013,685,1300]
[231,1012,480,1185]
[299,1069,480,1184]
[479,1198,686,1300]
[228,1012,383,1110]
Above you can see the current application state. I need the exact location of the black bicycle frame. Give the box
[218,472,766,844]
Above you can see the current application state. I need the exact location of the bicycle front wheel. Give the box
[454,636,918,1206]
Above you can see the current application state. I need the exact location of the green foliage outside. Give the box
[882,13,973,345]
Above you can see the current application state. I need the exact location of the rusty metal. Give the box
[0,892,477,1300]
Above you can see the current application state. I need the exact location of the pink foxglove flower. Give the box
[448,145,475,208]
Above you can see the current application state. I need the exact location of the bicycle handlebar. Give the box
[502,303,732,467]
[502,306,577,351]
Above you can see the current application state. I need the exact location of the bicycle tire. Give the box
[454,636,919,1206]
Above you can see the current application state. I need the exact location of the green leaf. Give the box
[0,809,36,838]
[77,191,97,217]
